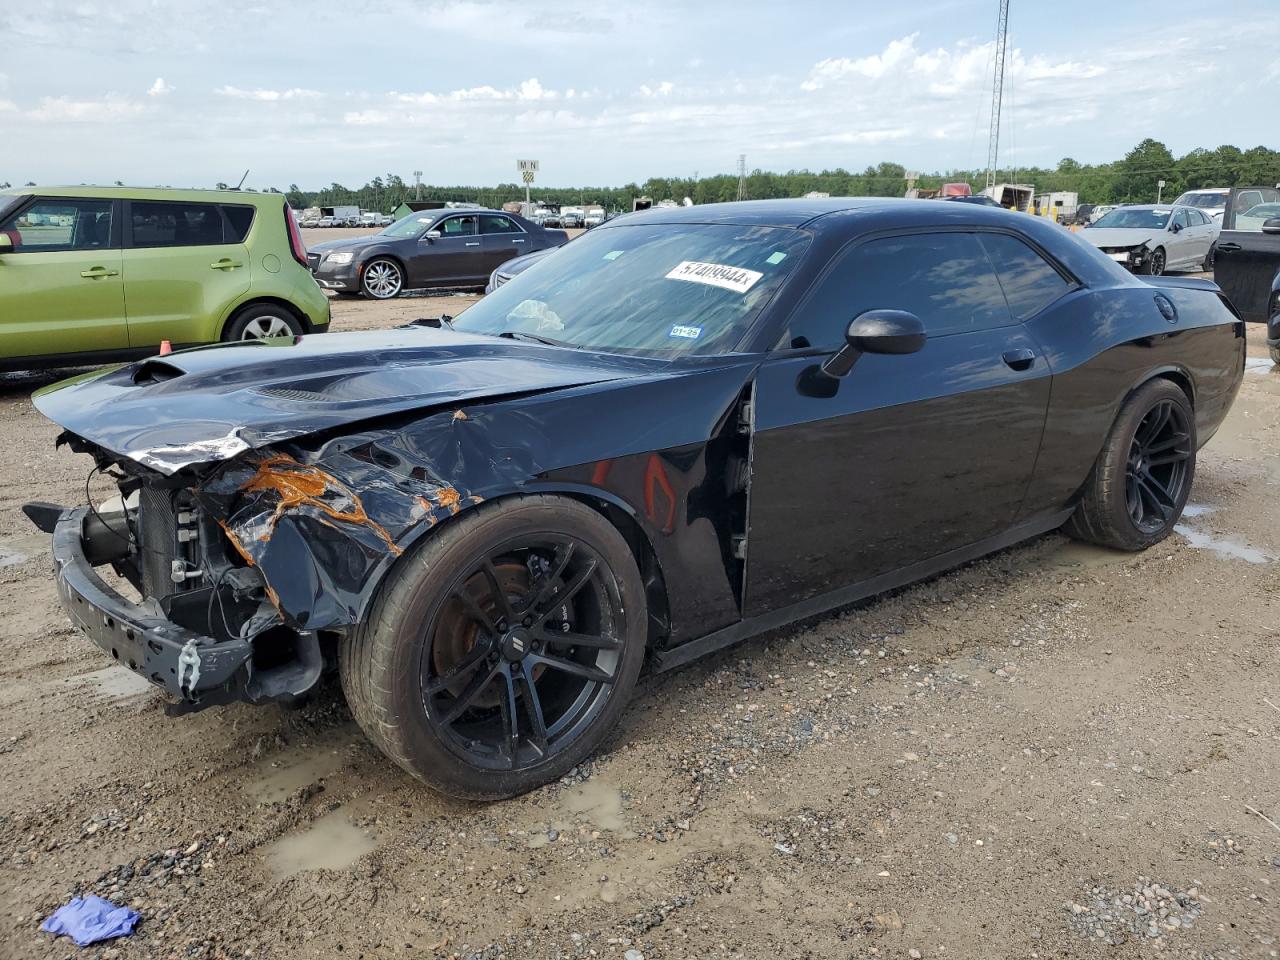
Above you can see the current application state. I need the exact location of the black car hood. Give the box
[34,329,667,474]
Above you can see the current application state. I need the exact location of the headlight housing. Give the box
[325,251,354,265]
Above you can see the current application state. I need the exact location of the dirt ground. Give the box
[0,278,1278,960]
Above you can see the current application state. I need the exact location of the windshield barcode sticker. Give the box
[665,261,763,294]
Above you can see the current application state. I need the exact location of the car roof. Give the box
[0,184,278,204]
[1179,188,1229,194]
[604,196,1049,234]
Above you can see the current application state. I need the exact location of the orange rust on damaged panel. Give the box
[452,409,468,421]
[219,520,283,612]
[239,454,402,556]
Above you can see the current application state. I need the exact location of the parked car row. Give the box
[300,213,395,229]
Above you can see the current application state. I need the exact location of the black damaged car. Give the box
[308,208,568,299]
[27,199,1245,799]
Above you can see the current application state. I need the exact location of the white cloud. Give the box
[147,77,173,97]
[639,81,675,97]
[214,86,320,101]
[28,94,144,122]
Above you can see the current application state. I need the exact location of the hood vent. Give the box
[132,360,185,385]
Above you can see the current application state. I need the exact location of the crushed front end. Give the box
[31,429,479,715]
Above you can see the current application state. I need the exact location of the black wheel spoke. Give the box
[1147,450,1189,468]
[479,559,517,623]
[450,587,497,637]
[496,665,519,769]
[1136,476,1173,520]
[529,652,614,684]
[517,659,549,755]
[424,641,490,696]
[439,662,502,726]
[523,542,576,615]
[1146,432,1189,455]
[526,557,598,625]
[534,625,623,650]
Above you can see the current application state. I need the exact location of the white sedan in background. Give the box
[1081,204,1220,275]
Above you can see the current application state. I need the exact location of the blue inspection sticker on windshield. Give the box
[669,325,703,340]
[765,251,787,265]
[603,250,625,260]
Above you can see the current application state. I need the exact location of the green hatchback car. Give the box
[0,186,330,369]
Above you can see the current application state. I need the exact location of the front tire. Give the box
[361,258,403,299]
[1064,379,1195,551]
[340,495,647,800]
[1141,247,1166,276]
[222,303,305,341]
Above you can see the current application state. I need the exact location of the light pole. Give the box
[414,170,423,202]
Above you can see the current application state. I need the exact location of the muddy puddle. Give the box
[61,665,157,701]
[242,726,364,804]
[0,533,50,568]
[1042,540,1130,570]
[263,808,379,877]
[1174,524,1273,563]
[526,780,633,848]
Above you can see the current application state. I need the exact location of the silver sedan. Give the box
[1081,204,1220,274]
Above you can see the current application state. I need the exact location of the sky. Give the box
[3,0,1279,190]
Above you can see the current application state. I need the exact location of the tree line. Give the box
[5,140,1277,212]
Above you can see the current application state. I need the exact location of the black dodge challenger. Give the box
[27,199,1245,799]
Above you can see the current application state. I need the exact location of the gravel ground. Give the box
[0,275,1277,960]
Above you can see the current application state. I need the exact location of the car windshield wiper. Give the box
[497,330,576,348]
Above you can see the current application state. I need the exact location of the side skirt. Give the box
[651,506,1075,673]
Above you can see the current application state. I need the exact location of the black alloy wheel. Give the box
[1143,247,1166,276]
[420,537,623,771]
[340,494,646,799]
[1124,398,1192,534]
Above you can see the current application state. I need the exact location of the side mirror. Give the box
[1170,222,1182,233]
[1263,218,1280,236]
[423,230,442,242]
[0,234,11,253]
[821,310,927,378]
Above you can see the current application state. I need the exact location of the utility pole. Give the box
[737,154,747,201]
[985,0,1010,194]
[413,170,423,201]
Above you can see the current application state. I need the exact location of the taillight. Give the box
[284,203,308,268]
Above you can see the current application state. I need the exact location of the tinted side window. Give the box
[221,205,255,242]
[1,198,113,252]
[977,233,1073,321]
[131,201,225,247]
[786,233,1011,348]
[438,216,477,236]
[480,215,520,235]
[1171,209,1189,229]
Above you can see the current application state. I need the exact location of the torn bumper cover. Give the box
[52,508,254,710]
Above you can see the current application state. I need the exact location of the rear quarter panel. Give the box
[1020,283,1244,515]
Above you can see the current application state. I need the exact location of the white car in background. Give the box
[1082,204,1220,275]
[1088,204,1117,223]
[1173,188,1230,221]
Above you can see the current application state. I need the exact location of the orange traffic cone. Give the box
[159,340,172,355]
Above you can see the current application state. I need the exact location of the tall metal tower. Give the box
[736,154,747,201]
[984,0,1010,192]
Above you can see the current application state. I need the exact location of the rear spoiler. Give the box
[1140,275,1221,293]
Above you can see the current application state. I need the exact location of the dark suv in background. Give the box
[1212,186,1280,363]
[307,208,569,299]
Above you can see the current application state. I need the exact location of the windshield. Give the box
[1093,208,1171,230]
[1173,192,1227,209]
[451,222,811,357]
[379,213,437,239]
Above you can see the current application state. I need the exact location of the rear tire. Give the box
[222,303,305,341]
[1064,379,1195,551]
[340,495,647,800]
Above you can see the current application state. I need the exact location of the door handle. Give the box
[210,259,243,270]
[1216,242,1242,253]
[464,242,480,247]
[1002,348,1036,371]
[80,267,119,279]
[511,238,526,244]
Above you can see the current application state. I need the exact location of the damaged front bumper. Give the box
[53,508,253,711]
[50,506,322,714]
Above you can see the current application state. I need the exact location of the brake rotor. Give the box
[432,560,530,709]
